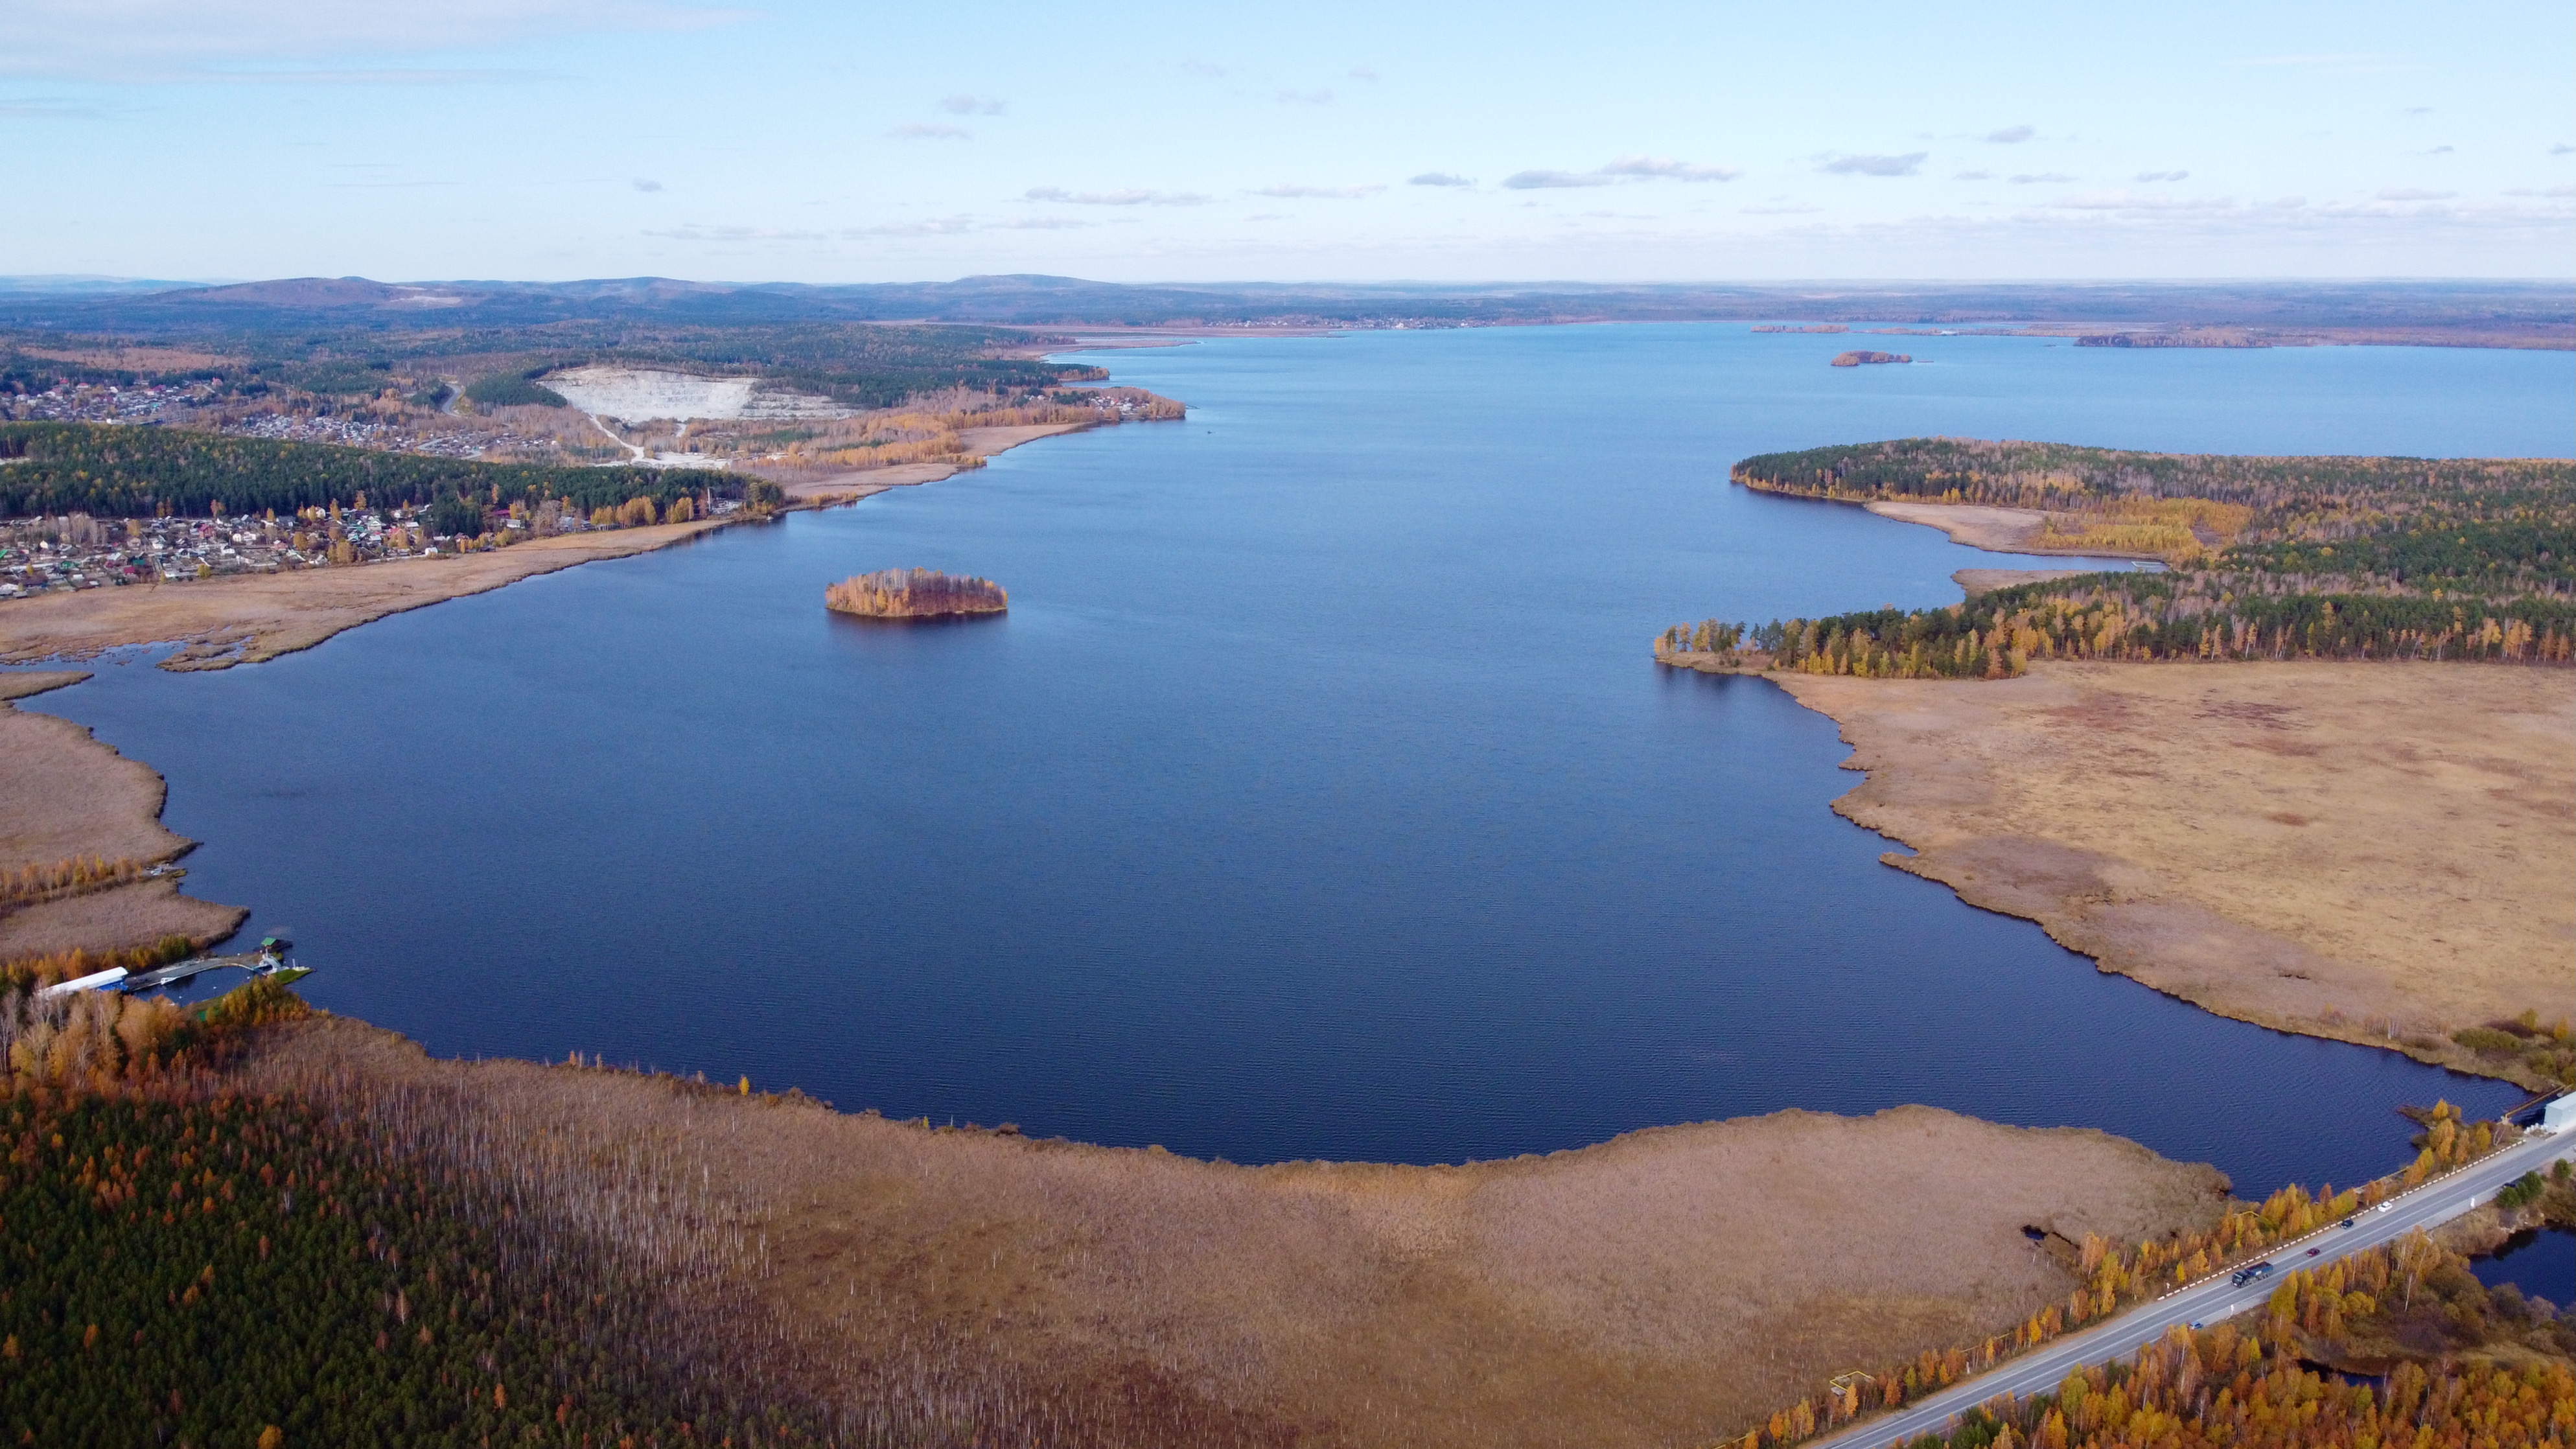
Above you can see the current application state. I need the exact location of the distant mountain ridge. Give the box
[1,273,2566,343]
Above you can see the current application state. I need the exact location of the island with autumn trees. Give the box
[824,568,1008,618]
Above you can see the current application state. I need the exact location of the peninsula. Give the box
[1660,439,2576,1087]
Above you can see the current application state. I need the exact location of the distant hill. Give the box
[3,275,2566,344]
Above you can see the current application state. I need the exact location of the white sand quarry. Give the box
[538,365,850,421]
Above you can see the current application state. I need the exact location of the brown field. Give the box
[0,671,245,955]
[0,518,730,672]
[1774,662,2576,1080]
[248,1014,2228,1449]
[780,421,1088,504]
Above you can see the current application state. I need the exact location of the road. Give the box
[1810,1127,2576,1449]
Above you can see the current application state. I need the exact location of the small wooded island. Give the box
[825,568,1010,618]
[1830,350,1912,367]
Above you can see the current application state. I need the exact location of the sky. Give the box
[3,0,2571,283]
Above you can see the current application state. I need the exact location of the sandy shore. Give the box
[1862,500,2166,563]
[1775,662,2575,1081]
[253,1014,2227,1449]
[1953,567,2097,596]
[782,421,1091,505]
[0,671,246,956]
[0,518,733,673]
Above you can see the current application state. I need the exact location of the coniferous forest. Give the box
[0,423,728,521]
[1664,440,2576,677]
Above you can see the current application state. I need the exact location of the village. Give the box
[0,493,748,599]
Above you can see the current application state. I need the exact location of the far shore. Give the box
[0,413,1097,674]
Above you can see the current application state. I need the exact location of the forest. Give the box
[1673,439,2576,677]
[0,319,1103,411]
[0,979,835,1447]
[0,423,729,520]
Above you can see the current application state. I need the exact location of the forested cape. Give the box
[1696,439,2576,678]
[0,423,728,518]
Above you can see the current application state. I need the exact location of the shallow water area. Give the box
[33,326,2564,1194]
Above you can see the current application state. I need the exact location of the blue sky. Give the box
[3,0,2570,282]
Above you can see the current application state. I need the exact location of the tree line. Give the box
[0,423,732,521]
[1731,1104,2557,1449]
[1665,438,2576,676]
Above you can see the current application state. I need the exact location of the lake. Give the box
[34,326,2566,1198]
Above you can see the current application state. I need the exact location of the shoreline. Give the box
[1762,662,2575,1090]
[0,413,1104,673]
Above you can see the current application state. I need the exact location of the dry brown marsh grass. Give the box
[244,1015,2227,1449]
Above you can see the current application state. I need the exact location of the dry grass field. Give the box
[0,671,242,955]
[245,1014,2227,1449]
[1777,662,2575,1080]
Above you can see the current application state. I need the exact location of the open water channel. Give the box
[31,327,2570,1225]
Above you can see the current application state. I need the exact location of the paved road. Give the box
[1811,1128,2576,1449]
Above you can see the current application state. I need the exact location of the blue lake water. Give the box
[2472,1226,2576,1306]
[32,327,2568,1194]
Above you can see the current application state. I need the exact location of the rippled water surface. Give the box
[40,327,2568,1192]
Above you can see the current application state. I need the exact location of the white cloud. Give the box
[631,178,662,192]
[1347,65,1378,82]
[1982,124,2035,143]
[1739,203,1822,214]
[938,94,1003,116]
[1505,157,1739,189]
[2134,170,2189,183]
[1181,58,1226,77]
[2375,187,2456,201]
[2503,184,2576,198]
[1502,169,1610,189]
[0,0,744,80]
[1597,154,1741,181]
[644,224,830,243]
[1024,186,1211,206]
[2555,143,2576,156]
[2008,172,2077,184]
[1249,183,1385,199]
[1817,152,1928,176]
[2047,190,2236,211]
[893,122,969,140]
[1408,172,1472,187]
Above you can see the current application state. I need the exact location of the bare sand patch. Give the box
[1774,663,2575,1078]
[0,518,729,672]
[1954,568,2096,596]
[539,365,851,421]
[249,1015,2226,1449]
[1866,501,2047,550]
